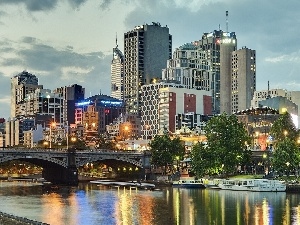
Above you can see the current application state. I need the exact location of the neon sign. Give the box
[100,100,123,105]
[76,100,92,106]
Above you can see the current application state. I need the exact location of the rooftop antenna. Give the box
[116,32,118,48]
[218,24,221,30]
[267,81,270,99]
[226,11,228,32]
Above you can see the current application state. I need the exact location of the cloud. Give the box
[0,0,59,11]
[0,37,112,108]
[67,0,88,9]
[0,0,90,11]
[265,53,300,63]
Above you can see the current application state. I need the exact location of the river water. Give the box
[0,180,299,225]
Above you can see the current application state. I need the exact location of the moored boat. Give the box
[90,180,156,189]
[218,178,286,192]
[172,177,205,189]
[203,179,223,189]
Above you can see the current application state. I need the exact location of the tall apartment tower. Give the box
[124,22,172,114]
[54,84,85,125]
[196,30,237,114]
[220,35,238,114]
[230,47,256,113]
[162,42,212,91]
[11,71,43,118]
[111,40,125,101]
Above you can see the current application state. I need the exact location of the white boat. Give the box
[172,177,205,189]
[218,178,286,192]
[203,179,223,189]
[90,180,155,189]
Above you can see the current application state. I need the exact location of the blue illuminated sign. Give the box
[100,100,123,105]
[76,100,92,106]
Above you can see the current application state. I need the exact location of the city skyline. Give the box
[1,0,300,119]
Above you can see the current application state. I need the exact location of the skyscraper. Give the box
[230,47,256,113]
[111,39,125,101]
[123,22,172,114]
[10,71,43,118]
[196,30,237,114]
[220,33,238,114]
[54,84,85,125]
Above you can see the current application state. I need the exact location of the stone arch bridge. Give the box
[0,148,151,185]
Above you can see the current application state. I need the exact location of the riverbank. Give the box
[0,211,49,225]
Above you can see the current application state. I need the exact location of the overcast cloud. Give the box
[0,0,300,119]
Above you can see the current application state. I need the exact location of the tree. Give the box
[96,136,117,150]
[190,142,216,178]
[271,137,300,176]
[269,112,300,176]
[149,133,185,174]
[190,113,252,177]
[270,112,299,144]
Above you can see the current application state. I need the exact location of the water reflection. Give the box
[0,181,300,225]
[171,188,300,225]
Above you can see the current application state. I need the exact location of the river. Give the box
[0,180,299,225]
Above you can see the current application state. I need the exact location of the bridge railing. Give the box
[0,147,150,154]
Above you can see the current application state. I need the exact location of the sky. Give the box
[0,0,300,119]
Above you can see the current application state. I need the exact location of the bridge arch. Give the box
[76,154,144,168]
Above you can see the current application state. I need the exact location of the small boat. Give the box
[172,177,205,189]
[218,178,286,192]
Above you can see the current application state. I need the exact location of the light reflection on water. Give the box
[0,181,300,225]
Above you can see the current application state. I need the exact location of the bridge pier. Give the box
[42,150,78,186]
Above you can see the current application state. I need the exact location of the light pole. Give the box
[49,122,56,149]
[145,125,149,141]
[124,125,129,140]
[66,121,69,150]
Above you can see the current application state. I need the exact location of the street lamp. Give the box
[176,156,180,172]
[49,122,56,149]
[43,141,49,149]
[124,125,129,140]
[145,125,150,141]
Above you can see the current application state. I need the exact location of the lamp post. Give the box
[286,161,290,177]
[176,156,180,172]
[124,125,129,140]
[65,121,69,150]
[145,125,149,141]
[43,141,49,149]
[49,122,56,149]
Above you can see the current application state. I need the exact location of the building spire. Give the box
[116,32,118,48]
[226,11,229,32]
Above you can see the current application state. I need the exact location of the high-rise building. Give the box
[111,40,125,101]
[140,82,211,139]
[11,71,43,118]
[19,89,64,125]
[162,42,212,91]
[54,84,85,125]
[230,47,256,113]
[196,30,237,114]
[124,22,172,114]
[75,95,125,136]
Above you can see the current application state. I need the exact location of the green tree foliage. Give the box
[271,137,300,175]
[190,113,252,177]
[190,142,216,178]
[96,137,117,150]
[270,112,299,144]
[149,133,185,174]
